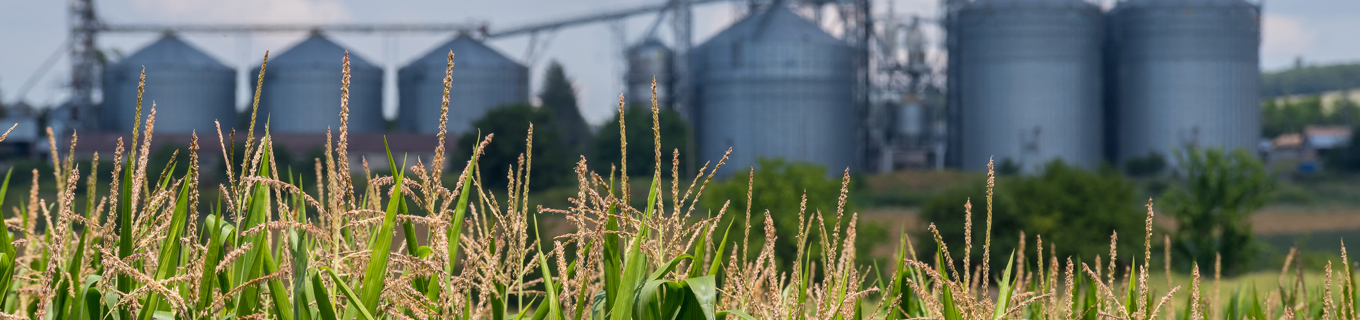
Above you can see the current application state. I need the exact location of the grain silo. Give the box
[954,0,1104,172]
[398,35,528,135]
[626,39,673,106]
[251,33,385,133]
[102,34,236,133]
[692,6,856,175]
[1111,0,1260,163]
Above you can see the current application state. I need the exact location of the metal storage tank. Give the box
[1112,0,1260,163]
[102,34,236,133]
[626,39,673,106]
[251,33,385,133]
[398,35,528,135]
[954,0,1104,172]
[692,6,856,176]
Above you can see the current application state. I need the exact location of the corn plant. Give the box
[0,47,1354,320]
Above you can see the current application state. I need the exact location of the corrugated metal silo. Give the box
[102,34,236,133]
[398,35,528,135]
[1112,0,1260,163]
[692,6,857,175]
[955,0,1104,172]
[251,33,385,133]
[626,39,673,105]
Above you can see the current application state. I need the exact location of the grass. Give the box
[0,49,1356,320]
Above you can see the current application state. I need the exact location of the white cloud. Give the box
[127,0,351,24]
[1261,14,1317,67]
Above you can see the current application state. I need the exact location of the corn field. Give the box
[0,50,1355,320]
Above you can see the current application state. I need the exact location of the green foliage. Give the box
[456,103,572,190]
[1262,62,1360,97]
[1323,124,1360,172]
[996,158,1021,176]
[703,158,885,270]
[921,161,1143,273]
[1164,148,1273,275]
[1261,95,1360,139]
[593,105,689,177]
[1124,151,1168,177]
[539,61,591,155]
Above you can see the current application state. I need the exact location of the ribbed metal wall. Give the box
[1112,0,1260,162]
[626,39,673,105]
[398,35,528,135]
[955,0,1104,172]
[692,6,856,175]
[251,34,385,133]
[102,35,236,133]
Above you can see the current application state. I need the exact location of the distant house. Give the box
[1304,125,1352,150]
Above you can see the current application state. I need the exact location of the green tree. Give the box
[457,103,573,190]
[921,161,1143,275]
[704,158,884,271]
[1164,148,1272,275]
[593,106,689,177]
[1125,151,1168,177]
[539,61,591,156]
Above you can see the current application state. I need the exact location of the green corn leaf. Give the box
[84,285,105,320]
[312,272,339,320]
[992,251,1015,320]
[646,255,692,283]
[715,310,756,320]
[195,214,225,319]
[291,192,313,320]
[602,198,621,313]
[116,145,135,320]
[263,245,294,320]
[537,250,562,320]
[675,276,717,320]
[355,142,405,318]
[137,180,192,320]
[707,220,734,277]
[632,280,684,320]
[0,168,13,257]
[938,252,962,320]
[326,268,376,320]
[609,175,662,320]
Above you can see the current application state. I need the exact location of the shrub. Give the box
[456,103,573,190]
[921,160,1144,274]
[1164,147,1273,275]
[703,158,885,269]
[1125,151,1168,177]
[592,105,688,177]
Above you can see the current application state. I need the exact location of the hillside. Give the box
[1262,62,1360,97]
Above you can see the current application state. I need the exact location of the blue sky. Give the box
[0,0,1353,124]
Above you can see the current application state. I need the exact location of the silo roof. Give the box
[119,35,230,69]
[966,0,1098,9]
[270,34,378,69]
[1122,0,1253,6]
[405,35,522,69]
[701,6,843,47]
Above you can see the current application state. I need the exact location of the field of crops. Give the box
[0,51,1354,320]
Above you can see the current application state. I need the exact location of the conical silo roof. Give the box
[102,34,236,133]
[403,35,522,70]
[119,34,232,69]
[397,35,528,134]
[251,33,386,133]
[269,34,379,70]
[700,6,843,48]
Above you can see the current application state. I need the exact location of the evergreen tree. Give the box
[457,103,573,190]
[539,61,591,156]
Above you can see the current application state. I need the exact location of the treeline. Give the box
[1262,62,1360,97]
[1262,95,1360,138]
